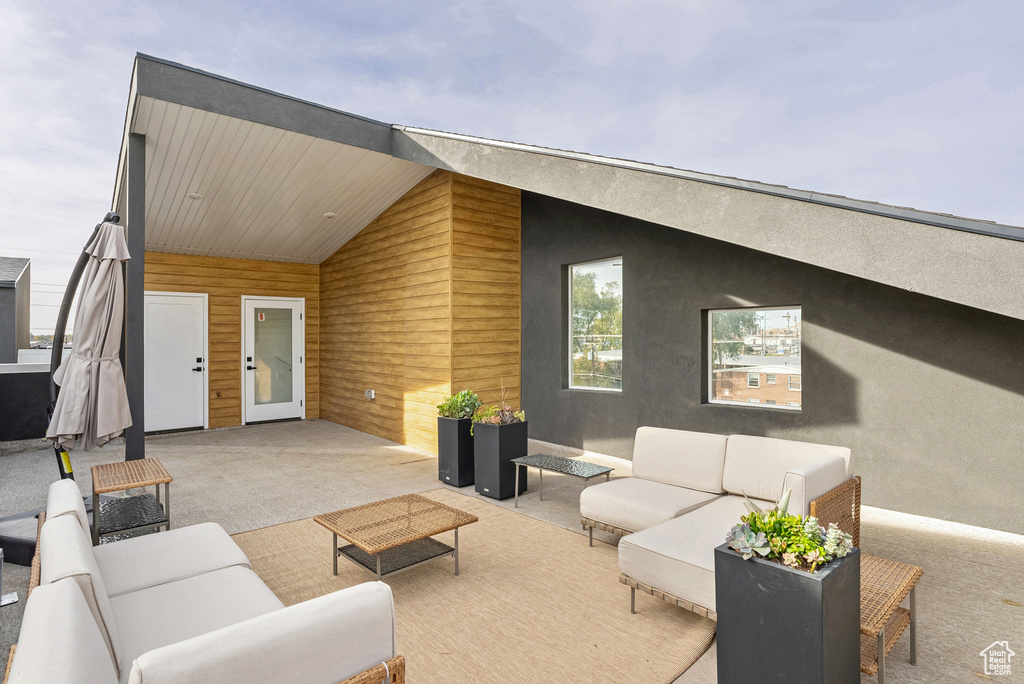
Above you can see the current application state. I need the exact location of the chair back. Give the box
[808,476,861,548]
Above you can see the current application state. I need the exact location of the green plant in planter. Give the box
[727,489,854,573]
[436,390,482,420]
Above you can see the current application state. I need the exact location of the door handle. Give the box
[192,367,204,372]
[246,365,257,371]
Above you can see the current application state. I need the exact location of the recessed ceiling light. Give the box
[186,192,203,200]
[323,212,337,219]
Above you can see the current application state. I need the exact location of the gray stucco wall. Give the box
[0,288,15,363]
[15,263,30,352]
[521,192,1024,533]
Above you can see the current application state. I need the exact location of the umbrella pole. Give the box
[46,211,120,479]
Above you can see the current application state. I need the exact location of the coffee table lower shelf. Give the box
[334,533,459,580]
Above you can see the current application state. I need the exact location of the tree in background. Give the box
[571,270,622,388]
[711,310,757,368]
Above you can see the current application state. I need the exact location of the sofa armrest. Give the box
[783,455,847,516]
[338,655,405,684]
[128,581,397,684]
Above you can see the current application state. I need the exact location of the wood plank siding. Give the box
[319,170,522,453]
[450,175,521,408]
[144,253,319,429]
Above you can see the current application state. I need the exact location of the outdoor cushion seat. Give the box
[618,494,765,613]
[94,523,250,598]
[112,565,284,681]
[580,477,722,532]
[46,479,250,597]
[5,578,119,684]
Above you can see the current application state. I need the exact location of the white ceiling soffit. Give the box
[131,97,434,264]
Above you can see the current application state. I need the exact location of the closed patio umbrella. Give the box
[46,221,132,450]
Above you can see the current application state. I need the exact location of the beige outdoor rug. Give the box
[232,488,715,683]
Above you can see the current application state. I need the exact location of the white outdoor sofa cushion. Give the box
[580,427,728,533]
[580,478,720,532]
[6,578,119,684]
[722,434,853,505]
[40,514,125,673]
[618,495,763,614]
[113,565,284,678]
[46,479,251,597]
[127,582,397,684]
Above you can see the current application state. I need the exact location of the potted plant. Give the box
[471,401,527,500]
[436,390,482,487]
[715,490,860,684]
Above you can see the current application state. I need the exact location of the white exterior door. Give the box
[144,292,207,432]
[242,297,305,423]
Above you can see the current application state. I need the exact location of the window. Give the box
[569,257,622,390]
[709,306,801,410]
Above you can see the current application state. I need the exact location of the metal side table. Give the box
[511,453,612,508]
[91,458,172,545]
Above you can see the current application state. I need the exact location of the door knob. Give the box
[246,365,256,371]
[192,367,203,372]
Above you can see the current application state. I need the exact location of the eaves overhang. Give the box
[392,126,1024,322]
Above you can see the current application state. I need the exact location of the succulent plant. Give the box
[775,488,791,517]
[823,523,854,558]
[782,552,800,568]
[726,524,771,560]
[803,516,823,544]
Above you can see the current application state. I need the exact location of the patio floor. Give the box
[1,419,1022,682]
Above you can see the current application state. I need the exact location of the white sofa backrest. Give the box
[632,427,728,493]
[40,514,123,677]
[47,478,91,538]
[722,435,852,505]
[128,581,397,684]
[6,578,118,684]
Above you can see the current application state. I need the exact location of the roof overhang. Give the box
[392,127,1024,321]
[112,55,435,264]
[110,54,1024,320]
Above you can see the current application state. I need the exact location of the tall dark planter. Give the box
[715,544,861,684]
[473,421,528,500]
[437,417,474,487]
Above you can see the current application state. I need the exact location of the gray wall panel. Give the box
[521,192,1024,532]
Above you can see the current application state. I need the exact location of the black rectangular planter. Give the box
[437,417,474,487]
[473,421,529,500]
[715,544,860,684]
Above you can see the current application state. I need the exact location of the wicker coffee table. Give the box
[314,494,478,581]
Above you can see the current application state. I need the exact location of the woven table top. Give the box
[92,458,172,494]
[860,554,923,636]
[314,494,478,555]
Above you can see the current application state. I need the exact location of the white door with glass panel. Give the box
[242,297,305,423]
[144,292,207,432]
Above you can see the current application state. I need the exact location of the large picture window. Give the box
[709,306,801,410]
[569,257,623,390]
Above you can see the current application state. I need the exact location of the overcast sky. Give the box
[2,0,1022,334]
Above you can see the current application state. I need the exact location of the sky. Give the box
[2,0,1023,335]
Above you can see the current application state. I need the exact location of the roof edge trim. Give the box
[135,53,391,128]
[395,125,1024,243]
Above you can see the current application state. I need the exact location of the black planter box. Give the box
[715,544,860,684]
[437,417,474,487]
[473,421,528,500]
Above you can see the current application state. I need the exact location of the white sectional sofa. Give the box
[580,427,852,619]
[6,480,400,684]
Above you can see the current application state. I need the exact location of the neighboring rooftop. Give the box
[0,257,29,287]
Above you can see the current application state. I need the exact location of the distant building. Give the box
[0,256,30,363]
[712,364,802,408]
